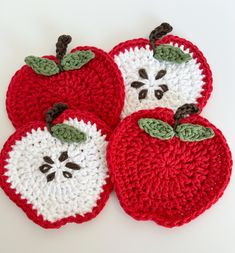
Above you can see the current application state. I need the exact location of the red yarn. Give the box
[110,35,212,111]
[0,109,112,229]
[107,108,232,227]
[6,46,124,129]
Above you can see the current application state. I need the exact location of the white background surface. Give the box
[0,0,234,252]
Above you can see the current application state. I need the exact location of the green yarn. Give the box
[154,44,192,64]
[61,50,95,71]
[24,50,95,76]
[138,119,215,142]
[175,123,215,142]
[25,56,60,76]
[138,118,175,140]
[51,123,86,143]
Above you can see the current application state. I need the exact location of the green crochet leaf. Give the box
[51,123,87,143]
[138,118,175,140]
[61,50,95,71]
[153,44,192,63]
[25,56,60,76]
[175,123,214,142]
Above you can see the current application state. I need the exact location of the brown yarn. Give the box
[138,69,148,79]
[45,103,68,133]
[138,89,148,100]
[131,81,145,89]
[154,89,164,100]
[159,84,168,92]
[43,156,54,164]
[58,151,69,162]
[173,103,200,130]
[65,162,81,170]
[155,69,167,80]
[56,35,72,69]
[149,23,173,50]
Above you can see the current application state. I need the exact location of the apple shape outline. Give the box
[110,23,212,119]
[0,108,112,229]
[6,35,125,129]
[107,105,232,227]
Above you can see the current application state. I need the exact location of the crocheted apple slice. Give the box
[107,104,232,227]
[6,35,124,129]
[110,23,212,118]
[0,104,112,228]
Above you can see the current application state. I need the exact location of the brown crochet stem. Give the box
[149,23,173,51]
[56,35,72,70]
[173,103,200,130]
[45,103,68,133]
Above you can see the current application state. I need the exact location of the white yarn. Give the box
[5,118,108,222]
[114,44,205,118]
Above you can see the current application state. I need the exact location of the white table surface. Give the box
[0,0,234,252]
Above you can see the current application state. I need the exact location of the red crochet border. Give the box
[107,107,232,227]
[0,109,112,229]
[109,35,213,111]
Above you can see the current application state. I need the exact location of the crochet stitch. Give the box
[138,117,214,142]
[175,123,214,141]
[149,23,173,49]
[6,35,124,129]
[107,107,232,227]
[56,35,72,69]
[51,123,87,143]
[138,118,175,140]
[154,44,192,63]
[24,56,60,76]
[0,109,112,229]
[61,50,95,71]
[25,35,94,76]
[45,102,68,133]
[110,23,212,118]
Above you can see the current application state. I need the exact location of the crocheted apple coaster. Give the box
[107,104,232,227]
[110,23,212,118]
[6,35,124,129]
[0,104,112,229]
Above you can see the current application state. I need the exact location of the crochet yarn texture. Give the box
[0,109,112,229]
[107,107,232,227]
[7,37,124,129]
[110,25,212,118]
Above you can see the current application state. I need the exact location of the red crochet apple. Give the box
[6,35,124,129]
[0,103,112,229]
[107,104,232,227]
[110,23,212,118]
